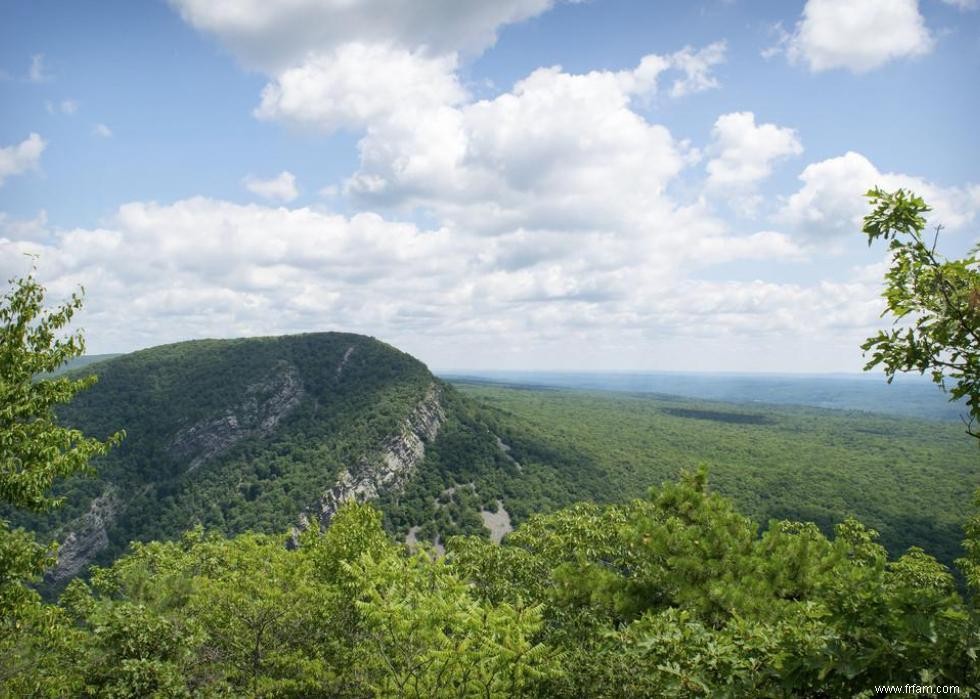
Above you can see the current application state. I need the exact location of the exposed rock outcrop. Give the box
[311,383,445,526]
[480,500,513,544]
[47,488,119,584]
[495,435,522,471]
[336,345,355,377]
[170,361,304,471]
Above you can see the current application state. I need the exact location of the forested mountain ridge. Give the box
[8,332,499,585]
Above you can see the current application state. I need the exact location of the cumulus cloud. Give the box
[169,0,564,70]
[777,151,979,238]
[706,111,802,189]
[255,43,467,131]
[0,191,831,368]
[93,123,113,138]
[174,0,728,243]
[330,51,721,236]
[0,209,48,240]
[50,0,906,370]
[243,171,299,202]
[0,133,46,187]
[778,0,933,73]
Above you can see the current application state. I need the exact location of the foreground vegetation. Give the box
[4,479,980,696]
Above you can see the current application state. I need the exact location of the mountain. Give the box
[10,332,513,585]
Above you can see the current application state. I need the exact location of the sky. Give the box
[1,0,978,373]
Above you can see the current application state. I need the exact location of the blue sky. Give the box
[1,0,978,372]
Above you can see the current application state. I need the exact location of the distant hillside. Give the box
[47,353,122,375]
[10,333,499,587]
[443,370,968,422]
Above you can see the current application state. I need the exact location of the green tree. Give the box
[860,188,980,438]
[0,266,122,694]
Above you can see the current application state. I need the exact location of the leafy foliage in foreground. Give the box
[4,477,979,697]
[0,269,122,694]
[861,187,980,439]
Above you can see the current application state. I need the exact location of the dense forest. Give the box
[446,382,978,570]
[4,332,438,583]
[4,330,980,696]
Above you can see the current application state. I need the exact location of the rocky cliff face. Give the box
[47,487,119,584]
[51,362,306,581]
[170,361,304,471]
[310,382,445,526]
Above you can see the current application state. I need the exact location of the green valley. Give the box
[449,381,978,569]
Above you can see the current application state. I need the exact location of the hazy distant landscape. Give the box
[444,370,967,422]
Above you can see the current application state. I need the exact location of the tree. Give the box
[860,188,980,439]
[0,265,123,693]
[0,264,123,512]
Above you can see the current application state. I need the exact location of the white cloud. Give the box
[255,43,466,132]
[689,230,806,263]
[0,209,48,240]
[243,171,299,202]
[941,0,978,9]
[93,123,113,138]
[44,0,907,370]
[778,151,979,238]
[0,133,46,187]
[781,0,933,73]
[667,41,727,97]
[28,53,51,82]
[170,0,564,70]
[173,0,728,245]
[330,51,720,235]
[706,111,802,188]
[0,190,829,369]
[59,99,78,115]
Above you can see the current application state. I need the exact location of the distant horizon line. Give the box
[433,368,928,381]
[72,351,925,382]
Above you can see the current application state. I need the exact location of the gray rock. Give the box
[170,361,304,471]
[47,487,119,584]
[312,382,445,526]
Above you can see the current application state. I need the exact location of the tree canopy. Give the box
[1,266,122,691]
[861,188,980,439]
